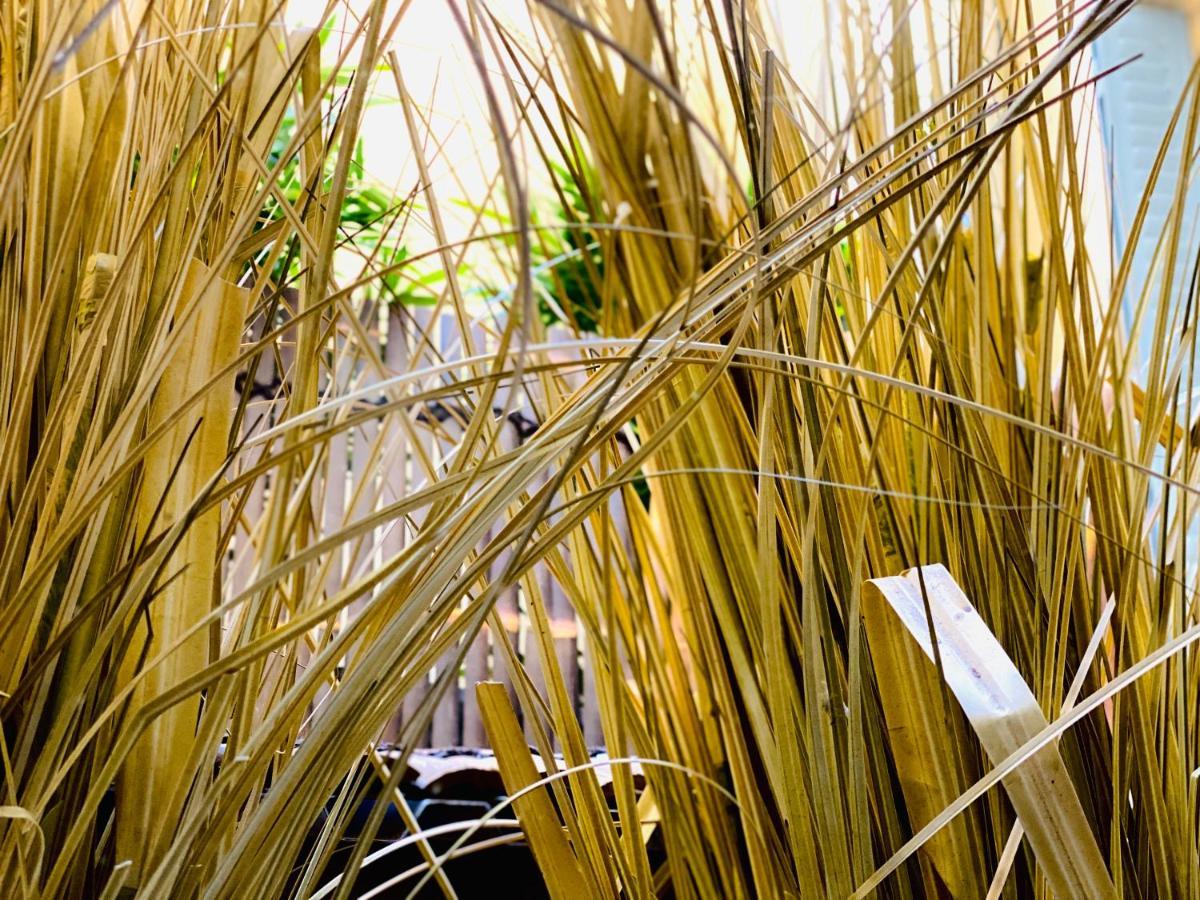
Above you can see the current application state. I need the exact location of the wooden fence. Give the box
[225,300,610,747]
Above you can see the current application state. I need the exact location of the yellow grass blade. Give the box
[115,259,251,881]
[861,571,991,896]
[476,682,592,900]
[866,565,1116,899]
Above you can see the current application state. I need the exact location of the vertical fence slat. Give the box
[581,633,604,747]
[459,320,494,747]
[546,567,578,751]
[427,310,464,746]
[379,304,421,743]
[323,429,348,597]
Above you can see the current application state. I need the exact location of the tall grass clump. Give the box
[3,0,1200,897]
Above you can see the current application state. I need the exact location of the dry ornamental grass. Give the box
[2,0,1200,897]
